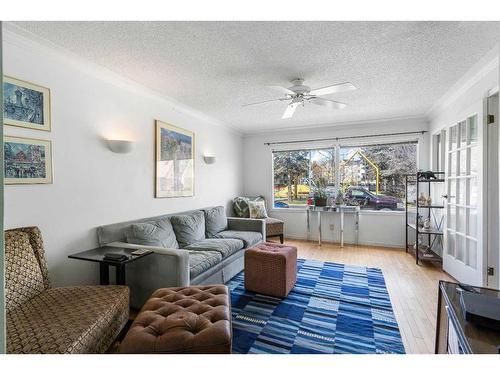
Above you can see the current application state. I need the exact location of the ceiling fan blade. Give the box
[309,82,356,96]
[282,102,300,119]
[242,98,285,107]
[310,97,347,109]
[267,85,296,95]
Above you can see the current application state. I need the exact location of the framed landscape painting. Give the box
[155,120,194,198]
[4,136,53,184]
[3,76,51,131]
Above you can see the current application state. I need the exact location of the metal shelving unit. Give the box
[405,172,445,265]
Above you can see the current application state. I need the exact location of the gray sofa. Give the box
[96,206,265,308]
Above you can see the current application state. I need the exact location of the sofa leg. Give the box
[279,234,284,244]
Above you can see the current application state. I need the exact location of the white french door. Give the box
[443,107,484,286]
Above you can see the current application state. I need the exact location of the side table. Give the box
[68,246,153,285]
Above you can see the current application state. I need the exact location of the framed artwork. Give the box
[4,136,53,184]
[155,120,194,198]
[3,76,51,131]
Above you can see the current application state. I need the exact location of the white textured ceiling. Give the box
[12,21,500,133]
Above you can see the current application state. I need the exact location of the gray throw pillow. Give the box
[170,211,206,247]
[125,218,179,249]
[204,206,228,238]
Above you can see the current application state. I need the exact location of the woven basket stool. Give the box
[244,242,297,298]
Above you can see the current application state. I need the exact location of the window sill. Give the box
[269,208,406,216]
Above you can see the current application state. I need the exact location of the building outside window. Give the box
[272,141,417,210]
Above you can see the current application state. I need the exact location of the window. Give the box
[272,148,335,208]
[340,143,417,210]
[272,141,417,211]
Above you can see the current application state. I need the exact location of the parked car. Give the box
[274,201,290,208]
[344,186,400,210]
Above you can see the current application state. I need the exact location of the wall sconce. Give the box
[106,139,134,154]
[203,155,216,164]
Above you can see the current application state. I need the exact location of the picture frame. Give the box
[3,75,51,131]
[4,136,53,184]
[155,120,195,198]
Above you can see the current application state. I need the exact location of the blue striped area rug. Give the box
[227,258,405,354]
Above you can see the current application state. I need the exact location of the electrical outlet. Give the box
[329,224,335,231]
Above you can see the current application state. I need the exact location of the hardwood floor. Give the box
[283,239,454,354]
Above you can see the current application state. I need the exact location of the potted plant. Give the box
[313,187,328,207]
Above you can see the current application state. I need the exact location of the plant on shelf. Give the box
[312,177,328,207]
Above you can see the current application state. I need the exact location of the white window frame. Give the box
[270,136,422,212]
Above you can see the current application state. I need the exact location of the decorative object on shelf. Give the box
[426,195,432,206]
[203,155,216,164]
[418,170,437,180]
[106,139,134,154]
[3,76,51,131]
[4,135,53,184]
[417,214,424,228]
[418,192,427,206]
[155,120,194,198]
[423,217,431,230]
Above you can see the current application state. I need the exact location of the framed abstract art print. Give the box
[155,120,194,198]
[3,76,51,131]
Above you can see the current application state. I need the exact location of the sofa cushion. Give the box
[215,230,263,248]
[184,238,244,259]
[170,211,206,247]
[203,206,228,238]
[6,285,129,354]
[125,218,178,249]
[188,250,223,278]
[5,231,46,312]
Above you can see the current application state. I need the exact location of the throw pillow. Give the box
[170,211,206,247]
[204,206,228,238]
[232,196,266,218]
[125,218,179,249]
[249,200,268,219]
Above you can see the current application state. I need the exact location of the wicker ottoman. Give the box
[118,285,231,354]
[244,242,297,298]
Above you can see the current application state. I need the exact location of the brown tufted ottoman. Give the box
[244,242,297,298]
[118,285,231,354]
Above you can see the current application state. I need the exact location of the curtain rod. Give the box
[264,130,427,146]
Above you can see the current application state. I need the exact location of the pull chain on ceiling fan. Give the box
[242,78,357,119]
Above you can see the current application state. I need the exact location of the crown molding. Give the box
[242,114,429,137]
[2,22,243,137]
[426,44,499,120]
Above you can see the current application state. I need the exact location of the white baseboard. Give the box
[282,234,404,249]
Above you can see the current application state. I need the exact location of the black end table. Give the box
[68,246,153,285]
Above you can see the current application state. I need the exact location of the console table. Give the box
[306,205,360,246]
[435,280,500,354]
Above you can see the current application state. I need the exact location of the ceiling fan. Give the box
[242,78,357,119]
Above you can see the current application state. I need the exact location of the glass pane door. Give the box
[443,113,483,286]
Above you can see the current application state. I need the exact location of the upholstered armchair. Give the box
[5,226,129,353]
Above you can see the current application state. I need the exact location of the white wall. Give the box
[242,117,430,248]
[3,30,244,287]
